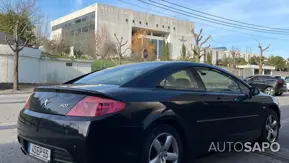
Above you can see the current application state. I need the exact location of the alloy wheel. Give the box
[149,133,179,163]
[265,87,274,96]
[265,115,278,143]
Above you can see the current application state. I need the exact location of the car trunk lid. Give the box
[27,84,120,115]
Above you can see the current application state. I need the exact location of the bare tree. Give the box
[88,28,115,67]
[5,21,33,90]
[253,37,270,74]
[111,33,130,65]
[228,48,241,68]
[191,28,211,62]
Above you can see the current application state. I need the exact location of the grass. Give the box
[91,59,136,71]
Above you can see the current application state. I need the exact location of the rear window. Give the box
[74,63,162,85]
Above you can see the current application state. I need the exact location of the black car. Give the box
[244,75,287,96]
[18,62,281,163]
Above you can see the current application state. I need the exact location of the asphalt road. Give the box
[1,93,289,163]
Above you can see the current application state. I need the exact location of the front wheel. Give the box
[264,87,275,96]
[141,124,184,163]
[258,110,280,143]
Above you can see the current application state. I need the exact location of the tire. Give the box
[264,87,275,96]
[258,109,280,143]
[141,124,184,163]
[275,92,283,96]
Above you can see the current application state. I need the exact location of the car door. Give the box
[193,67,261,142]
[155,68,218,152]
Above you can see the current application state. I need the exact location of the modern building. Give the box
[50,3,194,60]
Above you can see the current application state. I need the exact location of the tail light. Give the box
[24,94,32,109]
[277,80,284,84]
[66,96,125,117]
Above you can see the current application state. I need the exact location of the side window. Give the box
[159,69,201,90]
[195,67,242,93]
[237,81,250,94]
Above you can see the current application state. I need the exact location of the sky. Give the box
[37,0,289,58]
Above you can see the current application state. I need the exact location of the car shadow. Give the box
[0,142,40,163]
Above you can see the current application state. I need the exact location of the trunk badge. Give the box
[60,104,69,108]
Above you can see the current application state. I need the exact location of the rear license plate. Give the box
[28,143,51,162]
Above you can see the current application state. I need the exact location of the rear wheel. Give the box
[258,109,280,143]
[264,87,275,96]
[275,92,283,96]
[141,124,184,163]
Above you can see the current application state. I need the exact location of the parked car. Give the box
[18,62,280,163]
[244,75,287,96]
[286,77,289,91]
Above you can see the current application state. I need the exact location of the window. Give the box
[168,26,170,29]
[75,63,164,85]
[146,22,148,25]
[70,30,74,36]
[75,19,81,23]
[156,24,159,27]
[159,70,201,90]
[139,21,142,24]
[82,26,89,32]
[126,18,128,22]
[196,67,242,93]
[82,17,87,21]
[162,25,164,28]
[133,20,135,23]
[66,63,73,66]
[173,27,176,30]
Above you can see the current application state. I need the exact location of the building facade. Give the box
[50,3,194,59]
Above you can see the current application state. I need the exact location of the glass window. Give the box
[75,63,163,85]
[75,19,81,23]
[196,67,242,93]
[159,70,201,90]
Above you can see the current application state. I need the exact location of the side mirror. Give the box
[249,87,260,96]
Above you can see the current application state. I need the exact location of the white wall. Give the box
[39,59,92,83]
[0,45,92,83]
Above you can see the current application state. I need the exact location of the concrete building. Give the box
[50,3,194,60]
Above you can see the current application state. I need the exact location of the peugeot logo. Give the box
[44,99,49,107]
[60,104,69,108]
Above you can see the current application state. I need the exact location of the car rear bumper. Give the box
[17,109,144,163]
[275,86,288,93]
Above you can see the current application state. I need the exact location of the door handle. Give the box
[217,97,223,102]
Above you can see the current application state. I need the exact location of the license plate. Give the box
[28,143,51,162]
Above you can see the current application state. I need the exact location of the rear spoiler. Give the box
[63,68,106,84]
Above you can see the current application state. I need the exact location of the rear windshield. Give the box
[74,63,161,85]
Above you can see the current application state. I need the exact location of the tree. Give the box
[179,43,192,61]
[131,29,154,61]
[253,37,270,74]
[162,41,170,61]
[206,50,212,64]
[266,56,286,70]
[87,28,115,67]
[249,56,267,65]
[45,37,70,56]
[236,58,248,65]
[1,0,42,90]
[112,33,130,65]
[191,28,211,62]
